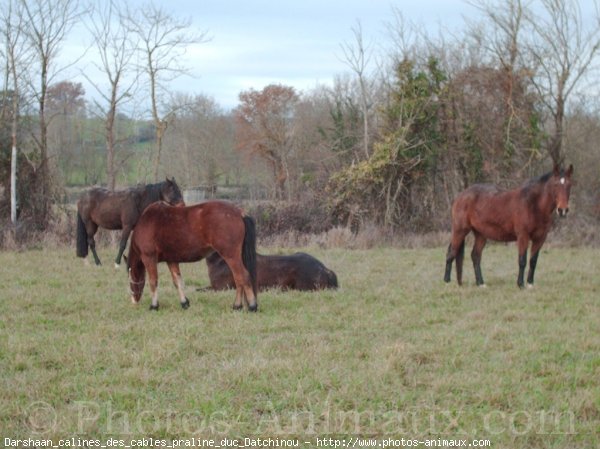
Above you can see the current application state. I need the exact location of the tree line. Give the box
[2,0,600,241]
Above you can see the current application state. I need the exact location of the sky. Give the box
[66,0,471,111]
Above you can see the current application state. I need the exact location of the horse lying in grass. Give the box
[77,178,184,267]
[127,201,257,311]
[444,163,573,288]
[205,251,338,291]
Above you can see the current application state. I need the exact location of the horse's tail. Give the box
[242,215,257,296]
[76,212,88,258]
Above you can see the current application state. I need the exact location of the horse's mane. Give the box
[144,181,165,198]
[127,181,167,206]
[525,171,552,187]
[520,171,556,200]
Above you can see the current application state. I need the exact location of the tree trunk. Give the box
[276,166,287,200]
[269,153,287,200]
[36,62,52,228]
[106,106,116,190]
[10,75,19,225]
[11,142,17,224]
[550,94,564,163]
[360,77,369,158]
[153,124,165,180]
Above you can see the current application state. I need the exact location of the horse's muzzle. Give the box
[557,207,569,218]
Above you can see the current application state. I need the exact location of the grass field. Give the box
[0,243,599,448]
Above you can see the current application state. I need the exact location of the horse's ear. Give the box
[566,164,574,177]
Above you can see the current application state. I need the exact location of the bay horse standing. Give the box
[127,201,257,311]
[444,164,573,288]
[76,178,184,267]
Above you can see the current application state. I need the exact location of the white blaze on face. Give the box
[560,177,565,185]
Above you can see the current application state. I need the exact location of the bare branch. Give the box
[525,0,600,161]
[338,20,375,159]
[123,1,210,179]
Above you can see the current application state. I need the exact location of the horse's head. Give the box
[552,163,573,218]
[161,177,185,206]
[128,266,145,304]
[126,245,146,304]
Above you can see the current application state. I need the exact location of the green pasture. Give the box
[0,244,599,448]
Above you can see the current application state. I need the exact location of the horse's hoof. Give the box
[181,298,190,309]
[232,304,243,311]
[131,296,139,305]
[149,304,159,311]
[114,263,120,270]
[478,283,487,288]
[248,303,258,312]
[526,283,534,289]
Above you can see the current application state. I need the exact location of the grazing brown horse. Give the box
[444,164,573,288]
[127,201,257,311]
[206,251,338,291]
[76,178,184,267]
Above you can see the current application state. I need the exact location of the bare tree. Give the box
[468,0,529,147]
[1,0,29,225]
[124,1,209,179]
[19,0,82,227]
[339,20,375,159]
[464,0,544,180]
[46,80,86,183]
[85,0,138,190]
[525,0,600,162]
[163,93,231,191]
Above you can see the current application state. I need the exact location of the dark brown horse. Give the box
[206,251,338,291]
[76,178,184,267]
[444,164,573,288]
[127,200,257,311]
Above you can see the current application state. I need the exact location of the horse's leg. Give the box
[445,231,467,284]
[526,237,546,287]
[86,222,101,266]
[146,260,160,310]
[455,240,465,286]
[444,243,454,283]
[115,226,132,269]
[471,232,487,287]
[222,256,258,312]
[233,284,244,311]
[516,235,529,289]
[167,262,190,309]
[243,282,258,312]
